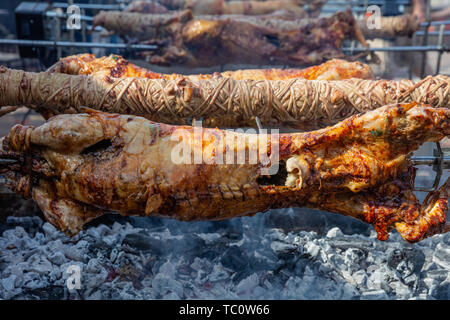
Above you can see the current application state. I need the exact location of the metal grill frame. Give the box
[0,0,449,192]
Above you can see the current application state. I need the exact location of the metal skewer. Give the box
[343,45,449,53]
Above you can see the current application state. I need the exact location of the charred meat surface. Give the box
[0,66,448,129]
[1,103,449,242]
[92,9,368,67]
[125,0,326,16]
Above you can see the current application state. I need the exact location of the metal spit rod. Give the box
[0,157,446,166]
[326,0,410,4]
[51,0,411,12]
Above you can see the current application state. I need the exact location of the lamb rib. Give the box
[92,9,370,67]
[1,102,448,242]
[0,66,448,130]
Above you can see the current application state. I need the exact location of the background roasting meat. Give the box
[125,0,326,16]
[0,66,448,130]
[92,9,369,67]
[47,54,375,81]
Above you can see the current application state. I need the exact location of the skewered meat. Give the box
[92,9,369,67]
[125,0,170,14]
[0,66,448,130]
[2,102,448,242]
[18,55,370,120]
[125,0,325,16]
[47,54,374,81]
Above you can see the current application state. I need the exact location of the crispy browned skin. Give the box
[47,54,374,81]
[126,0,325,16]
[358,14,419,39]
[2,103,449,242]
[92,9,367,67]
